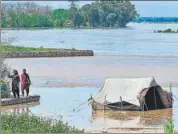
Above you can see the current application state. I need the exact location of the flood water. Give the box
[2,23,178,56]
[1,86,178,131]
[1,23,178,131]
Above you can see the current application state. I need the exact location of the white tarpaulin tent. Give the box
[93,77,157,107]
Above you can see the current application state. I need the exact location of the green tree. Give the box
[52,9,68,27]
[89,7,100,27]
[106,13,117,27]
[73,10,84,28]
[1,1,139,28]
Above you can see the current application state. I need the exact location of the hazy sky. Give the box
[4,1,178,17]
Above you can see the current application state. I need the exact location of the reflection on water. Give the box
[1,87,177,131]
[91,109,172,130]
[1,102,40,114]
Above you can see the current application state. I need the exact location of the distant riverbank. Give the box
[0,45,94,58]
[1,25,129,31]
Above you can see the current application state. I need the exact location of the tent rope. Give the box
[73,98,92,112]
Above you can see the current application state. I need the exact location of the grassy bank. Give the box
[0,45,60,52]
[0,45,94,58]
[1,113,84,133]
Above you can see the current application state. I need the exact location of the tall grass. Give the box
[1,113,84,133]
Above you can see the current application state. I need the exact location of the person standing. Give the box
[21,69,31,96]
[8,69,20,98]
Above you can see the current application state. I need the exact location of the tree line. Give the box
[1,1,139,28]
[1,2,68,28]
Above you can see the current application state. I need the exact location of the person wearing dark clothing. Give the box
[8,70,20,98]
[21,69,31,96]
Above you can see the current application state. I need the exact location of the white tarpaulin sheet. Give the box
[93,77,157,106]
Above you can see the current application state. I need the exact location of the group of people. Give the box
[8,69,31,98]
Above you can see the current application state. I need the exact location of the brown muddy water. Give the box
[2,23,178,132]
[5,56,178,87]
[2,56,178,132]
[1,86,178,132]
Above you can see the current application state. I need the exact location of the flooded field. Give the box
[2,23,178,132]
[1,86,178,132]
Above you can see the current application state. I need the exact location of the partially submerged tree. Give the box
[69,0,139,28]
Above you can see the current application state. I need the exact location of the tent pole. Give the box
[154,86,157,109]
[170,83,178,101]
[143,98,148,111]
[120,96,123,110]
[104,95,107,112]
[141,101,144,111]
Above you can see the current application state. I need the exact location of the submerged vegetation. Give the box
[1,1,139,28]
[154,28,178,33]
[1,113,84,133]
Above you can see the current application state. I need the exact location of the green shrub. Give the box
[1,113,84,133]
[155,29,178,33]
[164,28,172,33]
[1,81,11,98]
[164,119,175,134]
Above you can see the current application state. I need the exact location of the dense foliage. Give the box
[1,2,69,28]
[1,1,138,28]
[133,17,178,23]
[1,113,84,133]
[69,1,139,28]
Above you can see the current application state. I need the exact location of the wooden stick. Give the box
[141,101,144,112]
[103,95,107,132]
[143,99,148,111]
[120,96,123,110]
[104,95,107,112]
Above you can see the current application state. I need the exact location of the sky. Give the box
[3,1,178,17]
